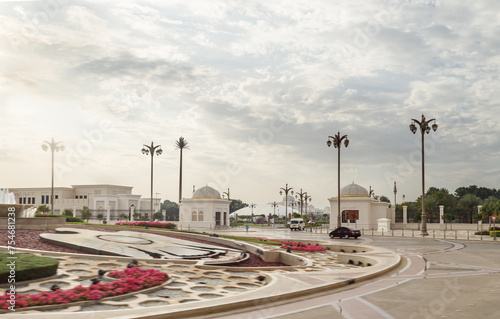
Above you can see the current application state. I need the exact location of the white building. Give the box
[9,185,160,220]
[178,186,230,229]
[329,183,391,230]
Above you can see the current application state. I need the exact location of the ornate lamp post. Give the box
[271,201,278,216]
[280,184,293,225]
[250,203,256,223]
[410,114,438,236]
[42,138,64,214]
[304,192,312,215]
[222,188,230,201]
[142,142,162,221]
[295,189,306,215]
[327,131,349,228]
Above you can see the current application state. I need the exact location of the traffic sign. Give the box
[492,216,497,222]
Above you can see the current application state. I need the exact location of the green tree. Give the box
[62,209,73,217]
[175,136,189,203]
[119,213,128,221]
[36,205,50,214]
[165,206,179,220]
[230,199,248,213]
[153,211,163,220]
[97,213,104,223]
[458,194,482,223]
[479,199,500,220]
[455,185,497,201]
[81,206,92,223]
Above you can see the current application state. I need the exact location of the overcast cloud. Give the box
[1,0,499,209]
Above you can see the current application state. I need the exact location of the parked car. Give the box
[290,218,306,231]
[329,227,361,239]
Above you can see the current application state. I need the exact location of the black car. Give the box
[329,227,361,239]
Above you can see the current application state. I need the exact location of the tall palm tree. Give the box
[175,136,189,204]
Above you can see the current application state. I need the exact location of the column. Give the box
[403,205,408,224]
[439,205,444,225]
[106,206,111,222]
[73,206,77,218]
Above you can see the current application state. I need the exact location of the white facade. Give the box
[179,186,230,229]
[9,185,154,219]
[329,183,391,230]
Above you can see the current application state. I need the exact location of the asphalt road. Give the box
[202,228,500,319]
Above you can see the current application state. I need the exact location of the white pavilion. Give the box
[329,182,391,230]
[178,186,230,229]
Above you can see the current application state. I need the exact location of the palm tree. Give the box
[458,193,482,223]
[175,136,189,203]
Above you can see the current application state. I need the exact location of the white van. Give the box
[290,218,306,231]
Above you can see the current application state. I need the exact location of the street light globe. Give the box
[42,144,48,151]
[327,140,332,147]
[344,139,349,147]
[409,123,417,134]
[432,122,438,132]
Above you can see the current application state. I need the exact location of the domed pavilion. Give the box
[328,182,391,230]
[178,185,230,229]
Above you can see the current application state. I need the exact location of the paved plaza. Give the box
[1,226,499,318]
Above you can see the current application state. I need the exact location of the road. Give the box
[201,228,500,319]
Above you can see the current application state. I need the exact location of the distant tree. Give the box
[165,206,179,221]
[458,194,482,223]
[378,195,391,203]
[455,185,497,201]
[230,199,248,213]
[62,209,73,217]
[153,211,163,220]
[81,206,92,223]
[97,213,104,223]
[119,213,128,221]
[36,205,50,214]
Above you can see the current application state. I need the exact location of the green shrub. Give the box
[0,253,58,284]
[490,231,500,237]
[35,214,65,218]
[66,216,83,222]
[62,209,73,217]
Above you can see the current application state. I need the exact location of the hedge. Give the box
[0,253,59,284]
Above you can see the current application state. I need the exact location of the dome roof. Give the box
[340,183,369,197]
[282,195,295,202]
[192,186,221,199]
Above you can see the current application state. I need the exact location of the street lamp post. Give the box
[295,189,306,215]
[142,142,163,221]
[250,203,256,223]
[222,188,230,200]
[410,114,438,236]
[42,138,64,214]
[280,184,293,225]
[327,131,349,228]
[393,181,397,223]
[304,193,312,215]
[271,202,278,216]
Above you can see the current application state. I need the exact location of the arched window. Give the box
[198,211,204,221]
[192,211,198,221]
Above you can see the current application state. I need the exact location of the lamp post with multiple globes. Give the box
[409,114,438,236]
[327,132,349,228]
[142,142,162,221]
[42,138,64,215]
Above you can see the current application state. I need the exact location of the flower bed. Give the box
[278,241,327,252]
[253,238,326,252]
[0,267,169,309]
[115,221,176,229]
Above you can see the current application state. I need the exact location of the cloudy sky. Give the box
[1,0,499,209]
